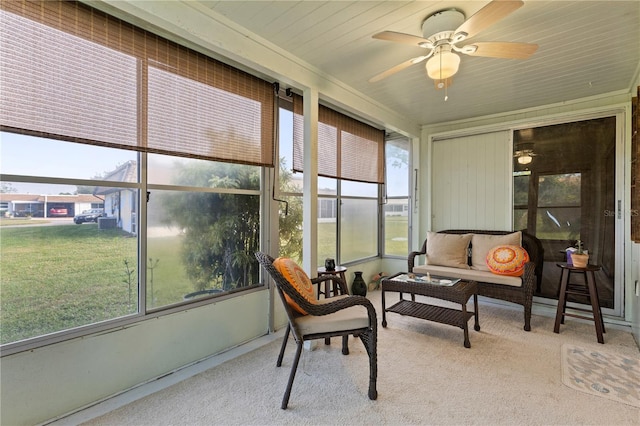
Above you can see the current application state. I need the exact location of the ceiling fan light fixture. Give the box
[517,154,533,165]
[426,49,460,80]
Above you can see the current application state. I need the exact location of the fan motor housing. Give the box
[421,8,465,42]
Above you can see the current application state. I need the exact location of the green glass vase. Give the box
[351,271,367,296]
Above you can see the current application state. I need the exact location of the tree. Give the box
[1,183,17,193]
[386,139,409,170]
[160,158,303,293]
[160,162,260,292]
[278,159,303,262]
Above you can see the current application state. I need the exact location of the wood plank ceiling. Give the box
[197,1,640,128]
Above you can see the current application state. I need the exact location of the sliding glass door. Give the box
[513,116,622,316]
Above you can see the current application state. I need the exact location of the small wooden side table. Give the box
[316,266,348,346]
[317,266,348,298]
[553,263,605,344]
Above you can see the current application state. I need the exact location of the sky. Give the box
[1,132,135,195]
[1,111,407,196]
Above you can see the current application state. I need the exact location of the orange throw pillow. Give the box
[486,245,529,277]
[273,258,317,315]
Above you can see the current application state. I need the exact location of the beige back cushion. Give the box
[425,232,472,269]
[471,231,522,271]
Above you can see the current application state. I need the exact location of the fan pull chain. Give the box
[439,48,448,101]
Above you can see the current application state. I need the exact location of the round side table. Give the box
[316,266,348,298]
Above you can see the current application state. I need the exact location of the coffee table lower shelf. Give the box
[385,299,476,329]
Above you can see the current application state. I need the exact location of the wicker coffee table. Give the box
[381,273,480,348]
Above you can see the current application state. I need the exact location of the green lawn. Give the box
[384,216,409,255]
[0,224,139,344]
[0,217,51,226]
[0,223,213,344]
[316,216,408,263]
[146,235,194,308]
[1,217,410,345]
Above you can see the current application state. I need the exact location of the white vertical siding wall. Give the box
[431,131,511,231]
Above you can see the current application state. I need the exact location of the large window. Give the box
[0,135,139,345]
[279,97,382,266]
[0,0,272,352]
[384,138,410,256]
[277,104,304,263]
[0,137,265,347]
[341,181,379,263]
[146,155,262,310]
[318,177,338,265]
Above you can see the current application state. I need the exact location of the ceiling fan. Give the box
[369,0,538,89]
[514,149,537,165]
[514,140,538,164]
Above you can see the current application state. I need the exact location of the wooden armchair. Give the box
[255,252,377,409]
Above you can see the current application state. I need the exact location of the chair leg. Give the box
[281,341,303,410]
[523,300,532,332]
[277,324,291,367]
[359,329,378,400]
[341,335,350,355]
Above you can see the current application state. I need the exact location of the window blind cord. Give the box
[271,82,289,216]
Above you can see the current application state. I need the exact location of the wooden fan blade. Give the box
[455,0,524,40]
[466,42,538,59]
[372,31,432,48]
[369,56,428,83]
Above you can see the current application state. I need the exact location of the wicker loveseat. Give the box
[409,230,544,331]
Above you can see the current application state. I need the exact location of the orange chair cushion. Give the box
[486,245,529,277]
[273,258,317,315]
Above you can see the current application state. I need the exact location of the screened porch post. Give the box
[302,88,319,276]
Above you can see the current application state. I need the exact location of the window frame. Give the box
[0,0,275,355]
[1,150,267,356]
[382,137,412,258]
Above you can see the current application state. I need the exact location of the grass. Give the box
[0,217,51,227]
[1,217,410,345]
[0,224,139,344]
[384,216,409,255]
[316,216,408,263]
[146,235,194,308]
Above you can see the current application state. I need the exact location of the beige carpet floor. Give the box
[81,290,639,425]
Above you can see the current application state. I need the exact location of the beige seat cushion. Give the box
[413,264,523,287]
[294,296,369,336]
[471,231,522,271]
[425,232,472,269]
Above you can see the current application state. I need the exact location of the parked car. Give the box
[74,209,105,224]
[15,207,44,217]
[49,207,68,217]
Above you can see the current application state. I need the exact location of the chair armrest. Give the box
[408,239,427,272]
[521,261,535,296]
[305,295,377,329]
